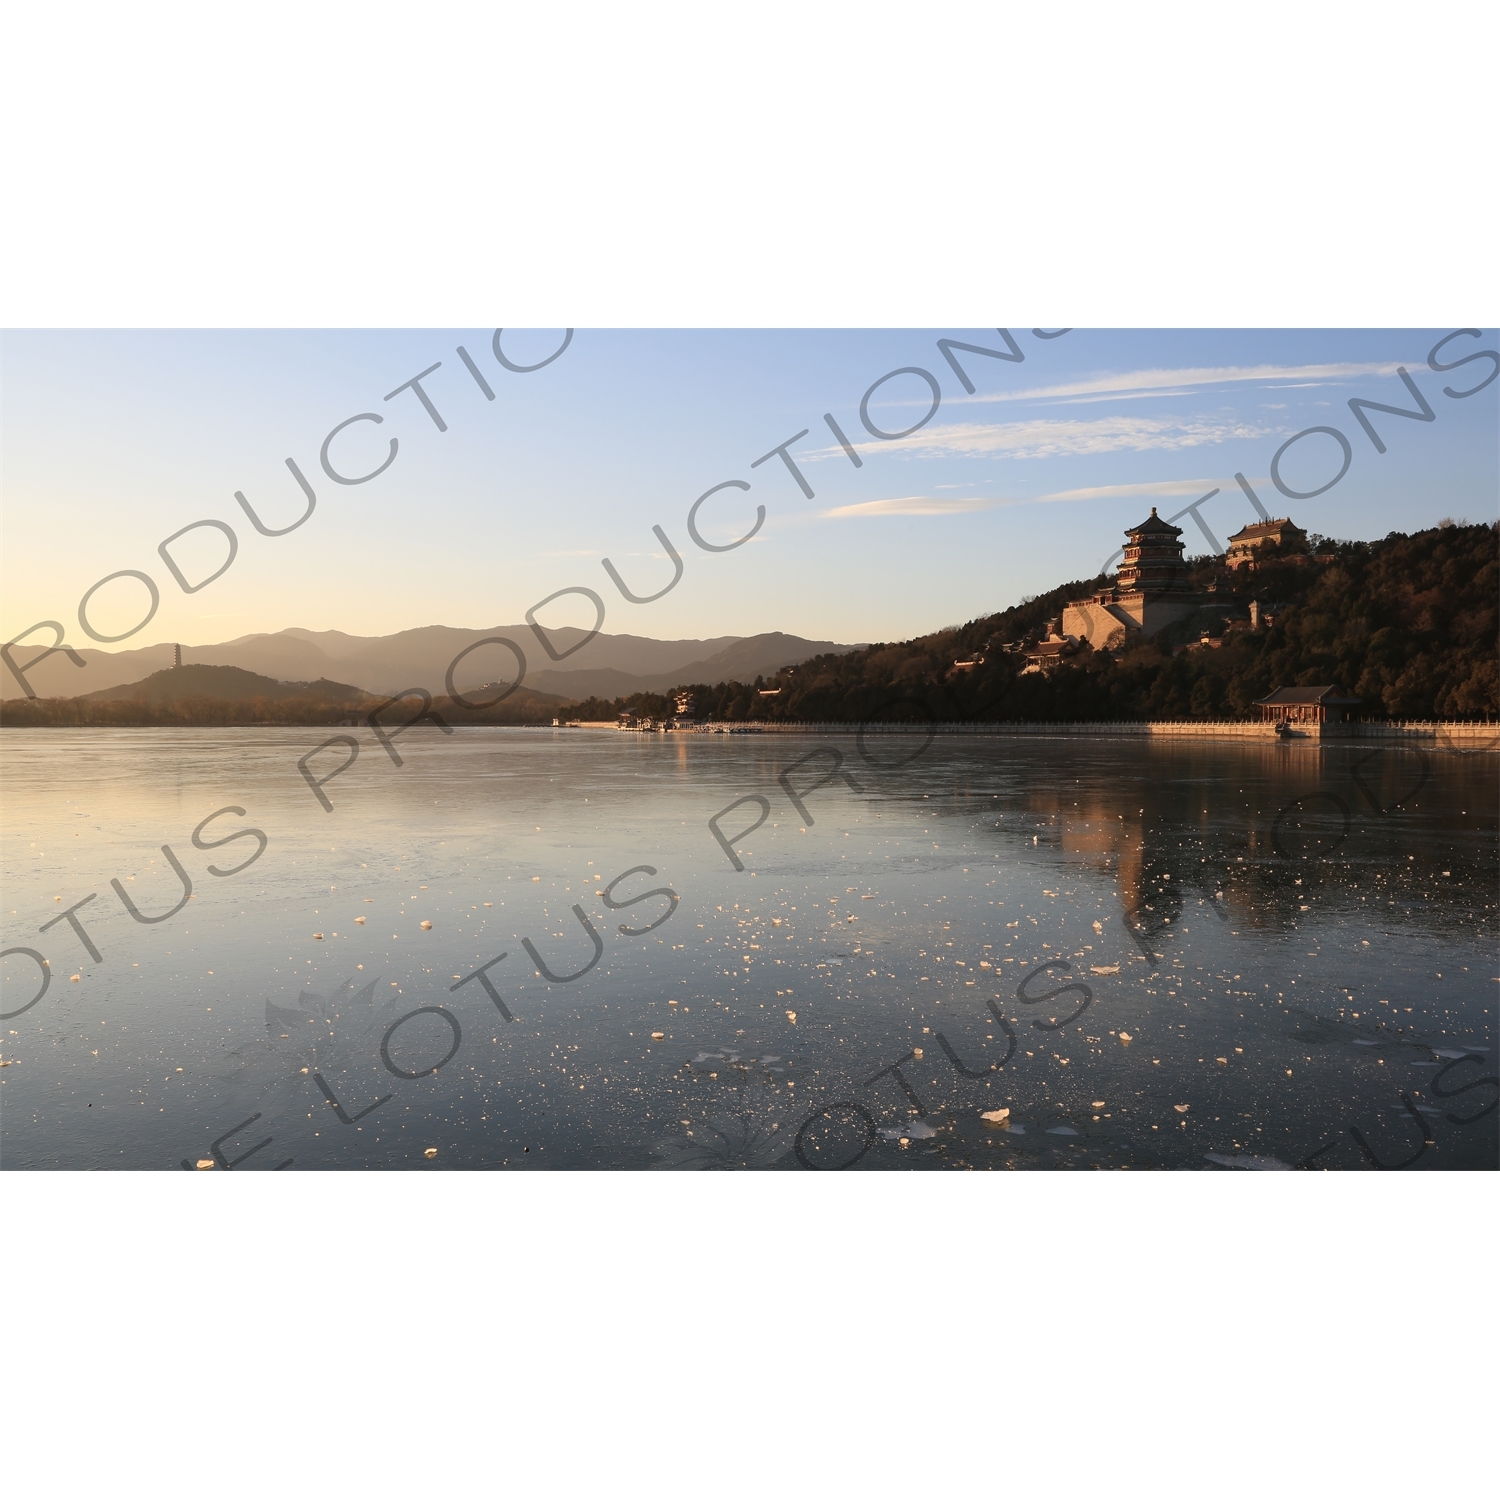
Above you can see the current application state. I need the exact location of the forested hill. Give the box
[78,664,368,705]
[572,520,1499,724]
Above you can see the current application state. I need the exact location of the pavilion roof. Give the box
[1252,684,1361,706]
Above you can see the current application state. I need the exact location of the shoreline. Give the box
[4,718,1496,748]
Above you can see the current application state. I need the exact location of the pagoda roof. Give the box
[1252,684,1361,706]
[1125,507,1183,537]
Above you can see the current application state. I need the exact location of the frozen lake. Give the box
[2,726,1495,1170]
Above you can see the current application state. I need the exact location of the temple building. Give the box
[1117,507,1195,593]
[1252,684,1361,725]
[1061,508,1211,648]
[1225,517,1307,570]
[1022,627,1083,674]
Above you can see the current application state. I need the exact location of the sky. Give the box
[2,328,1496,654]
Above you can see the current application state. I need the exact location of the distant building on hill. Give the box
[1226,517,1307,570]
[1061,508,1212,648]
[1022,637,1082,675]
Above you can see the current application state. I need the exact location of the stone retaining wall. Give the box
[636,719,1500,748]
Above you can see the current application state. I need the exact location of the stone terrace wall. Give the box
[660,719,1499,748]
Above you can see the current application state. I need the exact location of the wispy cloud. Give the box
[1030,477,1269,504]
[938,360,1416,407]
[1048,388,1197,405]
[820,476,1279,520]
[823,495,997,519]
[820,414,1271,463]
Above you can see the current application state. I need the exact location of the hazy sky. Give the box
[2,328,1495,653]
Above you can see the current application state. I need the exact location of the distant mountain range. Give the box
[6,625,859,702]
[3,660,577,726]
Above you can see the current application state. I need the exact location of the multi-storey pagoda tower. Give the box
[1059,507,1209,647]
[1117,507,1191,594]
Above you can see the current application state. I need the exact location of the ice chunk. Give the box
[1204,1153,1293,1171]
[652,1116,791,1171]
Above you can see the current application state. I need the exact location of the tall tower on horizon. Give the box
[1116,507,1192,594]
[173,643,182,668]
[1060,507,1209,647]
